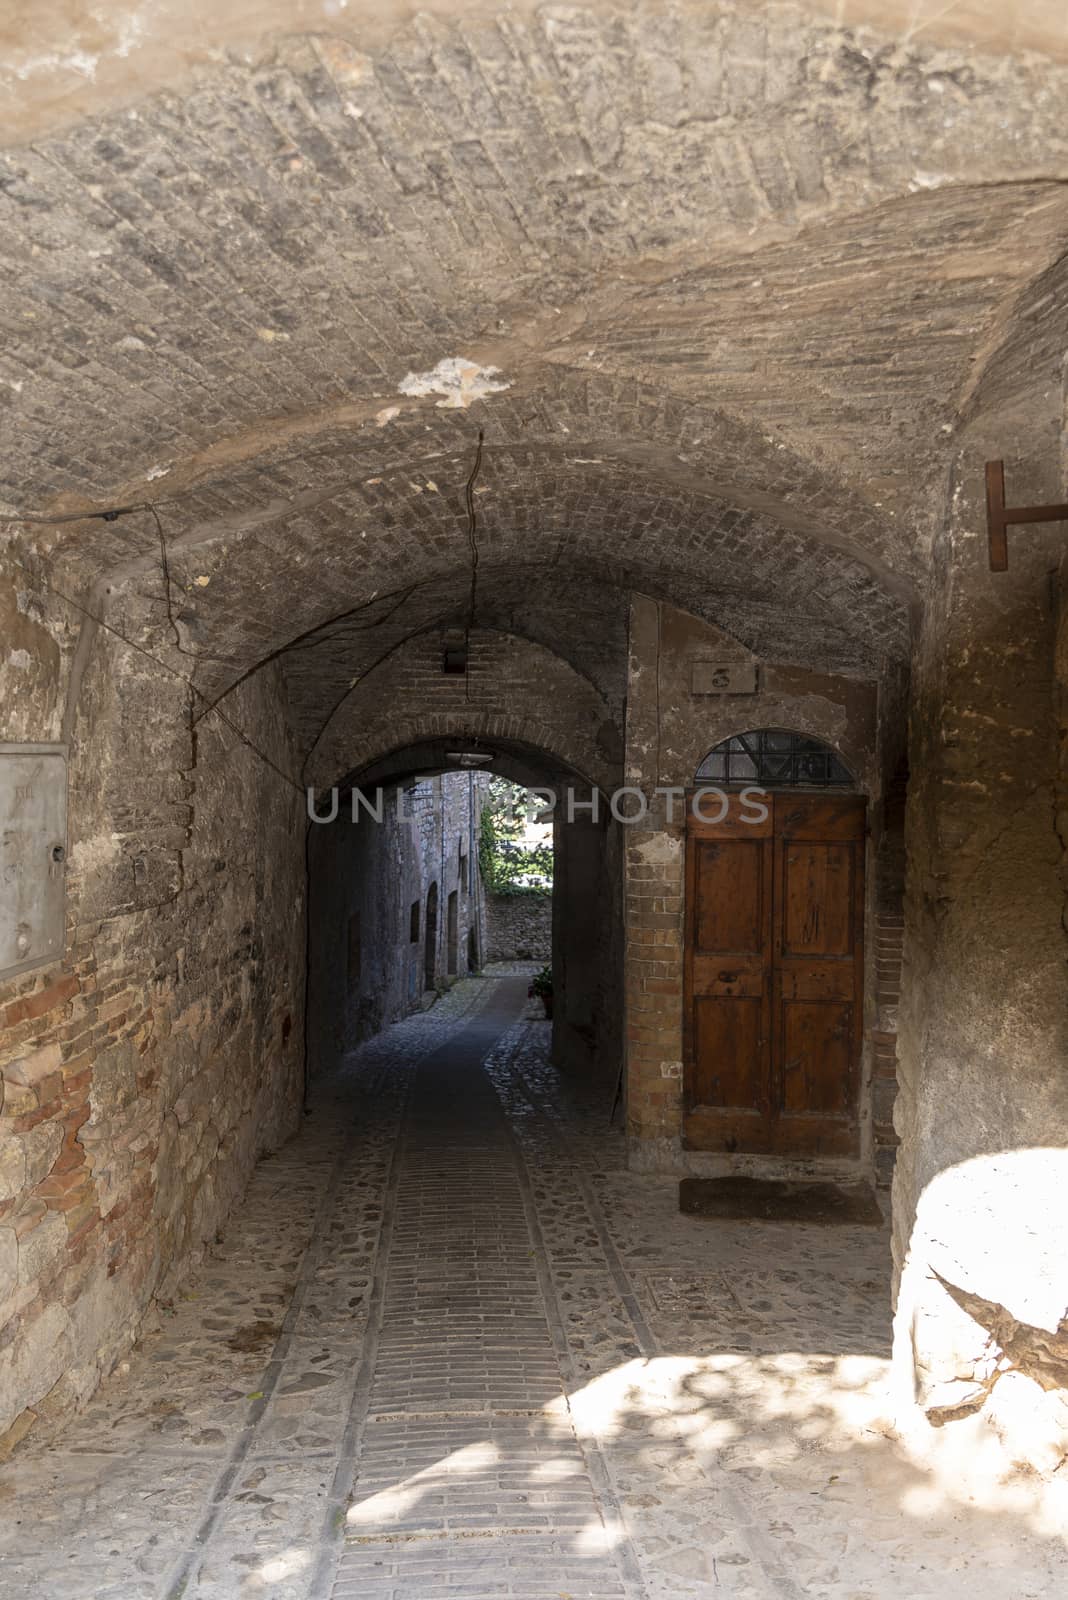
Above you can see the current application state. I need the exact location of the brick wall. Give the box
[622,594,888,1174]
[623,809,686,1157]
[0,584,304,1449]
[307,628,620,794]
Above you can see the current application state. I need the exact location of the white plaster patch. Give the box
[13,50,99,82]
[399,357,510,410]
[69,831,122,881]
[910,170,950,190]
[375,405,400,427]
[6,649,31,669]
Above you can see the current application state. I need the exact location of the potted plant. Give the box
[528,965,553,1019]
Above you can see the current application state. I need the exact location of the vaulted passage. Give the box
[2,0,1068,1591]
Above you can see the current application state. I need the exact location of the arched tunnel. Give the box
[1,2,1067,1594]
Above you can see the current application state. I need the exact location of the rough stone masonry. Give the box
[0,0,1066,1515]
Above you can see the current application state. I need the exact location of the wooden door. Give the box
[684,792,865,1157]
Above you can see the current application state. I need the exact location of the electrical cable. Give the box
[464,428,484,702]
[1,428,489,796]
[2,547,307,797]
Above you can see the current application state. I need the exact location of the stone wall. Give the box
[892,417,1068,1476]
[483,893,551,964]
[307,774,485,1077]
[0,561,305,1449]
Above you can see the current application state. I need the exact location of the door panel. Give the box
[781,843,853,957]
[684,795,773,1153]
[780,1000,853,1115]
[684,791,865,1157]
[693,995,764,1111]
[694,839,763,952]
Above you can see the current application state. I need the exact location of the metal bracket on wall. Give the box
[985,460,1068,571]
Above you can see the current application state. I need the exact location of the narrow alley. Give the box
[4,3,1068,1594]
[1,971,1059,1600]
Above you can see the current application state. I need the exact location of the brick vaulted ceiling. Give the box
[3,1,1068,746]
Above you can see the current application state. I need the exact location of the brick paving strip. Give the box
[314,976,641,1600]
[156,980,529,1600]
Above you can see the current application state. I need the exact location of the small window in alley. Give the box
[410,901,420,943]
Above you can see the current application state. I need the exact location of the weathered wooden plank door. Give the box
[684,792,865,1157]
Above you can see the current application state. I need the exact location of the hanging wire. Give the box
[0,430,491,794]
[463,429,484,702]
[2,546,307,797]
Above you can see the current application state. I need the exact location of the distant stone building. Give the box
[307,773,488,1074]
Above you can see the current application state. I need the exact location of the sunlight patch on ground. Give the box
[345,1440,501,1528]
[255,1547,311,1583]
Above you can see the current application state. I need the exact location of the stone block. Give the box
[3,1043,62,1089]
[88,1038,139,1118]
[20,1121,64,1189]
[0,1407,36,1460]
[0,1300,69,1434]
[17,1211,67,1288]
[0,1228,15,1303]
[0,1137,26,1204]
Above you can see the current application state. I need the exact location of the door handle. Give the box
[718,971,739,982]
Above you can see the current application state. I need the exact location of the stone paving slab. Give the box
[1,977,1066,1600]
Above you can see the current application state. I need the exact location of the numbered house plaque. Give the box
[0,744,68,979]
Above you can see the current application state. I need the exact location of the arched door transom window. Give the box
[696,729,853,788]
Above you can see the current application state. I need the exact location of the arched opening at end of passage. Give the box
[695,728,856,790]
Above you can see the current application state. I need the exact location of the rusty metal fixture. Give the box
[985,460,1068,571]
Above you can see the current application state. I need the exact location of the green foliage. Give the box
[528,965,553,998]
[479,778,553,894]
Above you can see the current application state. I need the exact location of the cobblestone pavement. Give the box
[2,974,1066,1600]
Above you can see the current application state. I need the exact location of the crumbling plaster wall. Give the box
[622,594,893,1175]
[0,566,304,1448]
